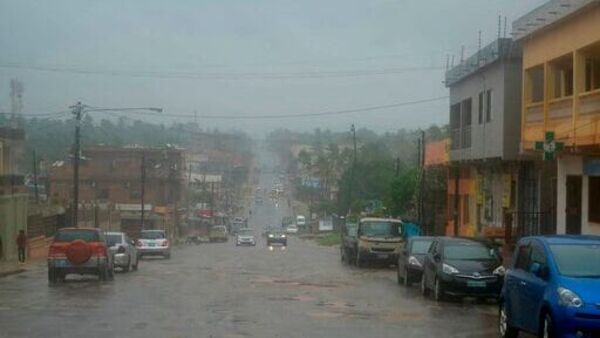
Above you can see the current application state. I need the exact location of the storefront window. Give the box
[589,177,600,223]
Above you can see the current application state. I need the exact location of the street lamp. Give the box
[69,102,163,227]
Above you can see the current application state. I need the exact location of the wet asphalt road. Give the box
[0,151,504,338]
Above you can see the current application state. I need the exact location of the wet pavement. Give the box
[0,153,504,338]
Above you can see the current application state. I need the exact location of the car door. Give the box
[519,240,549,333]
[505,240,531,329]
[423,240,438,288]
[397,240,410,278]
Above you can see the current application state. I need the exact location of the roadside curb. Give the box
[0,268,27,278]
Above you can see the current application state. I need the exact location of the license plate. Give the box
[377,254,389,259]
[467,281,486,288]
[148,243,155,247]
[54,260,68,267]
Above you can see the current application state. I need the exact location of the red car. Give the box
[47,227,114,283]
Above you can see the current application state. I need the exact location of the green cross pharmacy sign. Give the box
[535,131,564,161]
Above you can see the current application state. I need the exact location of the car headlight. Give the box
[408,256,422,267]
[493,265,506,276]
[558,287,583,308]
[281,234,286,238]
[268,234,274,238]
[442,263,459,275]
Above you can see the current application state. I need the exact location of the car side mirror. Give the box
[530,262,548,279]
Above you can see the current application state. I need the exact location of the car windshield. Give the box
[54,230,99,242]
[411,240,433,254]
[239,229,254,236]
[105,234,122,247]
[444,243,496,260]
[360,221,401,237]
[141,231,166,239]
[551,244,600,277]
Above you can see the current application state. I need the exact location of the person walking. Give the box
[16,230,27,264]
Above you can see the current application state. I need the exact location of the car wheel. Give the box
[355,252,363,268]
[99,267,108,281]
[498,301,518,338]
[396,266,404,285]
[434,276,445,302]
[48,268,57,284]
[421,273,430,296]
[404,268,412,287]
[123,258,131,272]
[539,312,555,338]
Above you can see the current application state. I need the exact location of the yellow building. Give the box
[515,0,600,235]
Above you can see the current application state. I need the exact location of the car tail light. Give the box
[117,245,126,254]
[92,243,107,257]
[48,245,65,257]
[162,240,169,247]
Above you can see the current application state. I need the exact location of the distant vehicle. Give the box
[397,236,434,287]
[281,216,293,228]
[236,228,256,246]
[209,225,229,242]
[233,217,245,224]
[296,215,306,227]
[136,230,171,259]
[286,224,298,234]
[105,231,139,272]
[355,217,404,268]
[266,229,287,246]
[340,223,358,264]
[421,237,504,302]
[262,225,276,237]
[499,235,600,338]
[47,228,114,283]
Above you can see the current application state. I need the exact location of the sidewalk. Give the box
[0,257,45,278]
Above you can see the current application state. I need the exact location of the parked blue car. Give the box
[499,235,600,338]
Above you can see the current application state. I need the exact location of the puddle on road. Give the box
[251,276,342,290]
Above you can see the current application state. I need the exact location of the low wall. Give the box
[28,235,51,259]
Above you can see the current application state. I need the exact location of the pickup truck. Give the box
[340,223,358,264]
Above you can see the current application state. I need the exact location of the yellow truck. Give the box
[354,217,404,268]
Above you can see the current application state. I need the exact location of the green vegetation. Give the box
[314,232,341,246]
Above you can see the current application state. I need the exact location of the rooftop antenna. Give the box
[445,54,450,71]
[477,31,482,65]
[451,55,455,67]
[504,16,508,38]
[498,15,502,40]
[460,45,465,64]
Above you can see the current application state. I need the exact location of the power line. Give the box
[0,110,70,117]
[0,62,445,80]
[102,96,449,120]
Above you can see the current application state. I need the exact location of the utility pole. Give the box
[141,152,146,231]
[33,150,39,204]
[347,124,357,215]
[419,130,426,231]
[210,182,215,225]
[70,102,84,227]
[453,166,460,236]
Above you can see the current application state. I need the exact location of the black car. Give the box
[421,237,504,301]
[266,229,287,246]
[397,236,435,287]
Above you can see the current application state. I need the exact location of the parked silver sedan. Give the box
[105,232,139,272]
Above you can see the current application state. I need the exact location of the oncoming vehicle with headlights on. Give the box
[266,228,287,247]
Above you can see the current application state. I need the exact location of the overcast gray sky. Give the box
[0,0,546,134]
